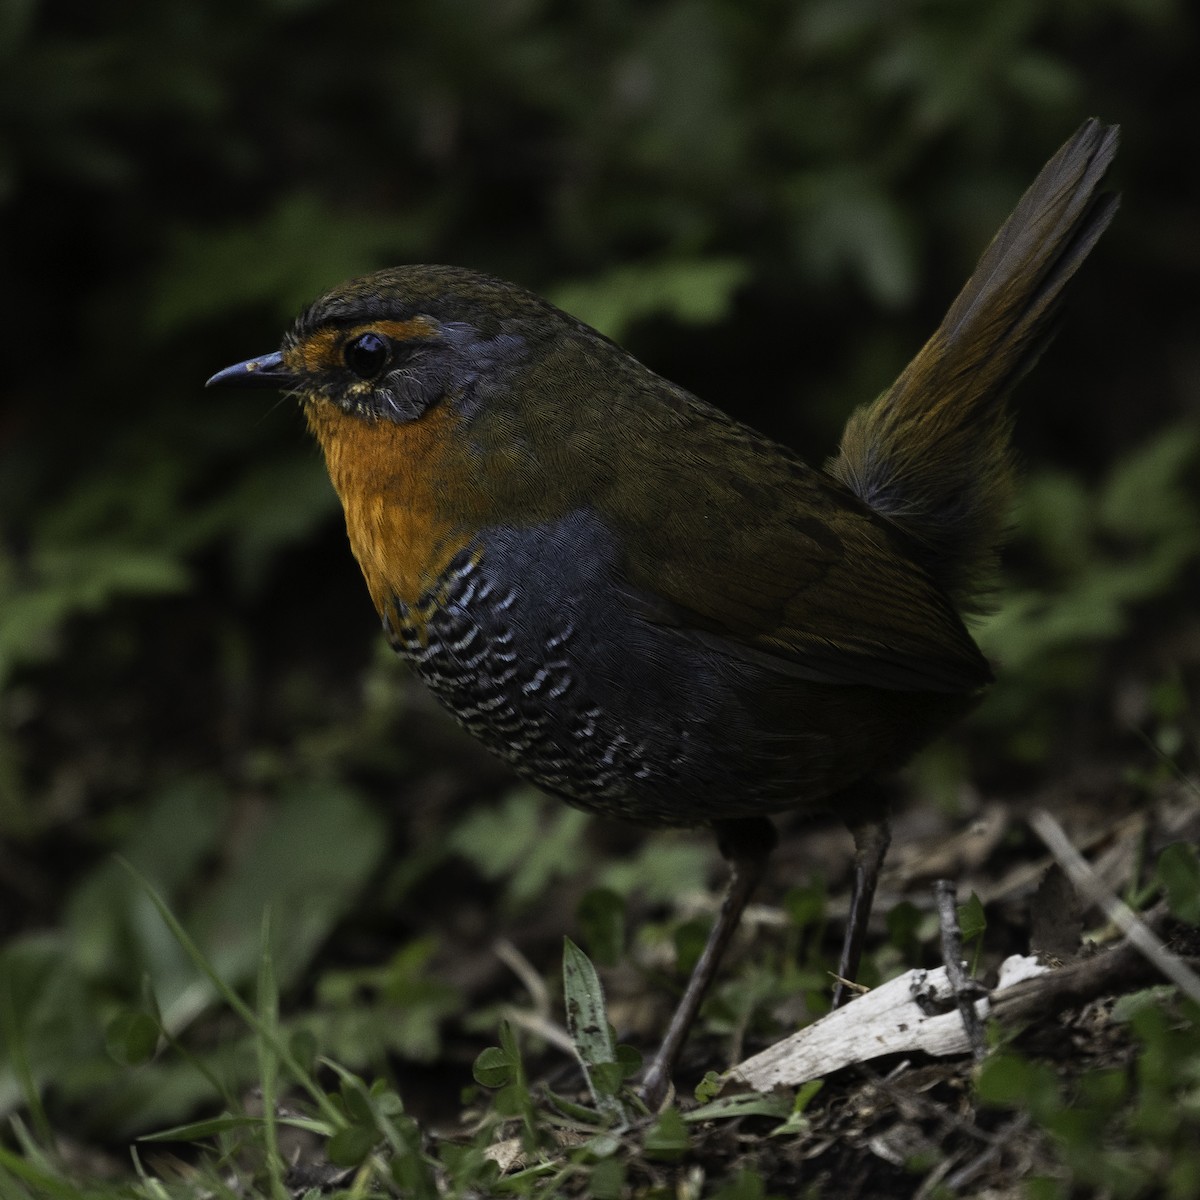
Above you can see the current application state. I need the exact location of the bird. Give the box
[208,119,1118,1107]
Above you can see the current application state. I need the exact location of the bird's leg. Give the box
[639,816,777,1110]
[830,789,892,1009]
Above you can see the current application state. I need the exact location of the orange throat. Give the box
[304,400,480,616]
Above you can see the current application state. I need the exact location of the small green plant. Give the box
[467,937,822,1193]
[975,843,1200,1199]
[561,938,643,1122]
[471,940,645,1145]
[957,890,988,975]
[978,996,1200,1200]
[1156,842,1200,926]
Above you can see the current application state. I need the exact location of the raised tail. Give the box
[828,119,1119,611]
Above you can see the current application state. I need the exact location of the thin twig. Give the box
[1029,809,1200,1005]
[493,937,553,1017]
[943,1114,1031,1191]
[934,879,987,1061]
[499,1007,576,1057]
[990,926,1175,1025]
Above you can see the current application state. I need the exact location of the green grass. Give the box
[3,833,1200,1198]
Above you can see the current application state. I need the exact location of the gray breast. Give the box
[379,510,833,825]
[384,541,672,818]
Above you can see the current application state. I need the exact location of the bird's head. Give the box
[206,264,610,427]
[206,265,643,607]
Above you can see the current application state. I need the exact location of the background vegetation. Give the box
[1,0,1198,1196]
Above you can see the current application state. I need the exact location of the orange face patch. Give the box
[304,397,483,617]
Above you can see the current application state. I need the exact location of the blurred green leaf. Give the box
[193,779,389,1001]
[791,170,917,306]
[598,837,712,905]
[64,780,230,1015]
[577,888,626,968]
[1156,843,1200,926]
[784,884,826,931]
[711,1168,775,1200]
[327,1121,378,1168]
[674,917,711,978]
[104,1011,160,1067]
[449,789,591,910]
[0,934,97,1118]
[588,1155,626,1200]
[1097,426,1200,540]
[314,938,462,1064]
[473,1046,516,1089]
[643,1106,690,1160]
[550,257,750,341]
[974,424,1200,754]
[289,1028,318,1075]
[152,193,439,335]
[958,892,987,943]
[977,1052,1062,1120]
[0,544,189,685]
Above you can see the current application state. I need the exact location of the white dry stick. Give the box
[1029,807,1200,1006]
[729,956,1046,1092]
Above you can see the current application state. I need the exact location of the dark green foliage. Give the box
[577,888,627,967]
[1157,843,1200,926]
[978,997,1200,1200]
[974,425,1200,758]
[1,0,1198,1196]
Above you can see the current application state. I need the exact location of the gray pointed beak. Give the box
[205,351,294,389]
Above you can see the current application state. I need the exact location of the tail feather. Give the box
[828,119,1119,611]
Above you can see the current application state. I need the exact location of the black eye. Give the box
[343,332,389,380]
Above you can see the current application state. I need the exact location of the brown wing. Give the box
[603,403,992,695]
